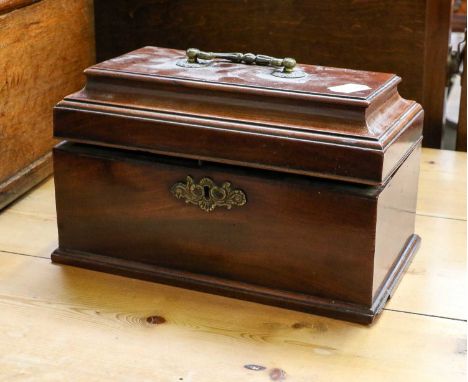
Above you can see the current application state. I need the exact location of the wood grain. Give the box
[386,214,467,320]
[0,251,465,382]
[55,46,423,186]
[0,0,94,206]
[8,148,466,227]
[417,149,467,219]
[51,143,420,317]
[3,178,56,219]
[93,0,452,148]
[0,153,52,210]
[0,198,57,257]
[0,0,39,15]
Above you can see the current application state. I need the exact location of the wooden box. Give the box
[0,0,94,209]
[52,47,423,324]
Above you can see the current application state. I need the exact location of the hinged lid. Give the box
[54,46,423,185]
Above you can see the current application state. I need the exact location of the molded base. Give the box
[51,234,420,324]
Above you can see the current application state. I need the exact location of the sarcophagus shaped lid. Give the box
[54,46,423,185]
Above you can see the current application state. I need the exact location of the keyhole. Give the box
[203,185,210,199]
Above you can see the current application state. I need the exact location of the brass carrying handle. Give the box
[186,48,297,74]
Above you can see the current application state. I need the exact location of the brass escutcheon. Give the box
[171,176,247,212]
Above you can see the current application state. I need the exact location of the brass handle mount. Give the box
[176,48,306,78]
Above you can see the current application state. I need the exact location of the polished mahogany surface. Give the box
[55,47,423,185]
[52,142,420,323]
[89,47,395,101]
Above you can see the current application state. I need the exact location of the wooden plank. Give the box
[0,252,465,382]
[0,153,52,210]
[0,204,57,257]
[0,0,94,207]
[386,214,466,320]
[5,177,56,218]
[417,148,467,219]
